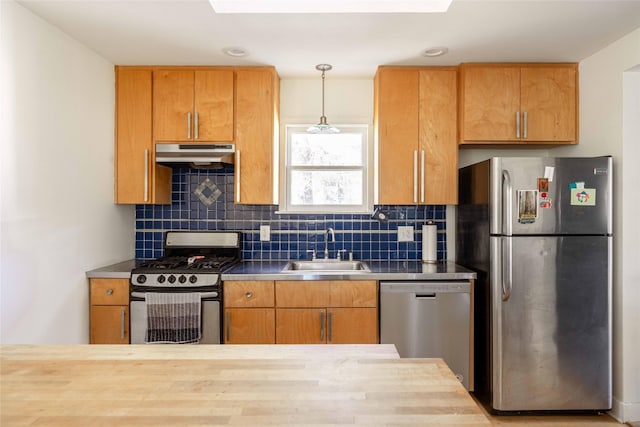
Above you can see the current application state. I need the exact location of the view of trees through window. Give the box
[285,126,369,212]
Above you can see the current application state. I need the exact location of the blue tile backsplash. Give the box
[135,168,447,261]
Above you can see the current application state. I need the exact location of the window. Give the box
[283,125,371,213]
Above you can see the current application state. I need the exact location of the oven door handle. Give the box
[130,291,219,299]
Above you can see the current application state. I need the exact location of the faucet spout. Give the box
[325,228,335,259]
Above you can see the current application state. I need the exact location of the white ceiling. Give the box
[15,0,640,78]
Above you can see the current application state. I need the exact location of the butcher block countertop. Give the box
[1,344,490,426]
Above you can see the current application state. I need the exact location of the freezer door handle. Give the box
[502,170,513,236]
[502,237,512,301]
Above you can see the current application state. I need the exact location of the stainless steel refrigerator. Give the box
[456,156,612,412]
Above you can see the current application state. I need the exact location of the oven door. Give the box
[130,291,220,344]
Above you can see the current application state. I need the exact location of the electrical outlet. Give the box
[397,226,414,242]
[260,225,270,242]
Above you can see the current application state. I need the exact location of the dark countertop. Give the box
[85,259,137,279]
[222,260,476,281]
[87,259,476,281]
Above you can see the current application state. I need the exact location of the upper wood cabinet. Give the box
[153,69,234,142]
[114,67,171,204]
[374,66,458,205]
[235,68,280,205]
[459,63,578,144]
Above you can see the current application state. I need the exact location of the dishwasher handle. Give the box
[415,293,437,300]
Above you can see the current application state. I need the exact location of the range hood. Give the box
[155,144,235,167]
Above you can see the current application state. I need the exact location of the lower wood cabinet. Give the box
[275,307,378,344]
[223,280,275,344]
[223,280,379,345]
[89,278,129,344]
[275,280,379,345]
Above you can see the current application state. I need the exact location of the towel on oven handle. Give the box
[144,292,202,344]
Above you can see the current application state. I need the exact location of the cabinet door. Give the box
[327,308,378,344]
[194,70,234,142]
[235,69,278,204]
[90,306,129,344]
[153,70,195,141]
[521,67,577,142]
[460,66,521,142]
[376,68,419,204]
[276,309,326,344]
[419,69,458,205]
[115,68,171,204]
[224,308,275,344]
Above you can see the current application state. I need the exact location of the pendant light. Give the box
[307,64,340,134]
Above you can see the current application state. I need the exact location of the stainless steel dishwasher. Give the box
[380,281,471,390]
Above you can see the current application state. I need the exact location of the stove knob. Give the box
[178,275,187,284]
[136,275,147,284]
[189,275,198,284]
[157,275,166,284]
[168,275,176,284]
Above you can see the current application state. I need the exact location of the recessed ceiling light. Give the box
[422,47,449,57]
[209,0,452,14]
[223,47,248,57]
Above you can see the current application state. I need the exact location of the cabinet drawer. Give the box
[90,279,129,305]
[330,281,377,307]
[276,281,330,307]
[224,281,274,307]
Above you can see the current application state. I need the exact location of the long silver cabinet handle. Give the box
[225,311,230,342]
[523,111,528,139]
[502,237,513,301]
[236,150,241,203]
[413,150,418,203]
[319,311,325,342]
[143,149,149,202]
[120,308,126,340]
[327,312,333,342]
[131,291,219,299]
[420,150,425,203]
[502,170,513,236]
[187,112,192,139]
[194,112,199,140]
[516,111,521,139]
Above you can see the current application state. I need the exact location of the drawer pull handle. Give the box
[245,292,253,299]
[225,311,230,342]
[106,289,113,296]
[120,308,126,340]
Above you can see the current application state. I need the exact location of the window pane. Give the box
[290,133,362,166]
[290,170,363,205]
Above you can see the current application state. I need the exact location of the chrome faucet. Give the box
[324,228,335,259]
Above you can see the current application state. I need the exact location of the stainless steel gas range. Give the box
[129,231,241,344]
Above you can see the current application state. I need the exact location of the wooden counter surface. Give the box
[1,344,490,426]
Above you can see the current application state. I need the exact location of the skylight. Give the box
[209,0,453,14]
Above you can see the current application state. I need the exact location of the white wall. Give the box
[278,78,374,206]
[0,1,134,344]
[553,28,640,422]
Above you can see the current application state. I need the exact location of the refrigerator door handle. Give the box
[502,237,512,301]
[502,170,513,236]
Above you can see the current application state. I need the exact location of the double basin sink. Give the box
[282,260,370,273]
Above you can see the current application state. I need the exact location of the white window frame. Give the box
[281,124,372,214]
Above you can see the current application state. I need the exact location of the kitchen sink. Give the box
[282,260,370,273]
